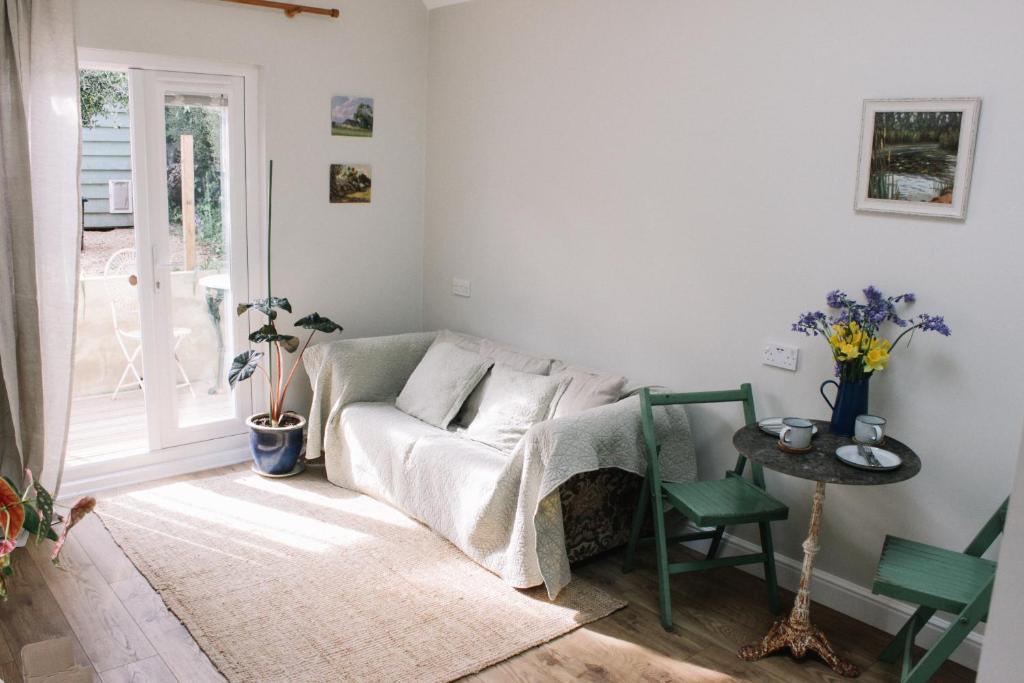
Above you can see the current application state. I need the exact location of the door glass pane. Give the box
[67,68,150,467]
[163,92,235,427]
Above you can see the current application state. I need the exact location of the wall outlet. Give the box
[763,343,799,371]
[452,278,471,298]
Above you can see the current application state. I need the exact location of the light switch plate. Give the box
[763,343,799,371]
[452,278,471,298]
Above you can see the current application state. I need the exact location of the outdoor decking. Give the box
[66,383,229,468]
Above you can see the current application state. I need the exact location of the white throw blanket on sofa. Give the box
[304,332,697,598]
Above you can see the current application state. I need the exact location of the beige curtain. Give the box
[0,0,79,494]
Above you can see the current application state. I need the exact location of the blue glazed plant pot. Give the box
[820,378,870,437]
[246,412,306,476]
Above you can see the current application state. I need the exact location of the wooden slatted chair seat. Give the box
[874,536,997,615]
[662,476,789,528]
[871,497,1008,683]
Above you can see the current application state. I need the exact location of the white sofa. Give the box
[303,331,696,597]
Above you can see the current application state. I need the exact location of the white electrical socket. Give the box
[452,278,471,298]
[763,343,799,371]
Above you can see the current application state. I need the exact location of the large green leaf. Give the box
[32,483,53,544]
[295,313,343,334]
[228,350,264,387]
[21,505,58,542]
[248,324,299,352]
[236,297,292,320]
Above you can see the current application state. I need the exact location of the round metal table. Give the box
[733,420,921,677]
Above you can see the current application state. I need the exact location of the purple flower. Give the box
[792,310,827,336]
[793,286,949,364]
[826,290,847,309]
[863,285,884,303]
[917,314,951,336]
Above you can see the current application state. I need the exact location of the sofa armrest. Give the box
[523,395,696,485]
[303,331,437,458]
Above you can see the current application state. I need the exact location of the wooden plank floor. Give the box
[66,384,232,468]
[0,466,975,682]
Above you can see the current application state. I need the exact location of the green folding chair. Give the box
[872,496,1009,683]
[623,384,789,630]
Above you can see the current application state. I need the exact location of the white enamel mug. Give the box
[855,414,886,445]
[779,418,814,450]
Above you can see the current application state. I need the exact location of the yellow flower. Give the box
[869,337,892,352]
[838,343,861,361]
[863,337,892,372]
[865,346,889,372]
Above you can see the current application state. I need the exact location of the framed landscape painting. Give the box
[331,96,374,137]
[855,98,980,219]
[330,164,372,203]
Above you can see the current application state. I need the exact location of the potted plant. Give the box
[228,161,343,476]
[1,471,96,599]
[793,286,950,436]
[229,302,342,476]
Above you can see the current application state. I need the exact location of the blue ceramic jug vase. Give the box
[820,377,869,437]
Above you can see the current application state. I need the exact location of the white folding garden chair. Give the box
[103,248,195,399]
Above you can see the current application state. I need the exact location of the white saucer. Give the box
[758,418,820,438]
[835,445,902,471]
[251,461,306,478]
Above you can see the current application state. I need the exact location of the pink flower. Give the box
[51,496,96,562]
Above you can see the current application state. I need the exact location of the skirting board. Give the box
[680,527,982,670]
[58,446,250,500]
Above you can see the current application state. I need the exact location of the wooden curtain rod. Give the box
[219,0,340,18]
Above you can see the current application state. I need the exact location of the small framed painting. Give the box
[331,96,374,137]
[330,164,372,203]
[855,98,980,219]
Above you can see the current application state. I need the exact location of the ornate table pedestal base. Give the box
[738,481,860,678]
[738,615,859,677]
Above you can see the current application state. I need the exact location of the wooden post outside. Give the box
[181,134,196,271]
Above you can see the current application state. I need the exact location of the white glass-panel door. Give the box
[129,69,252,449]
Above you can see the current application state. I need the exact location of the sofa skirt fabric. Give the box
[560,468,644,564]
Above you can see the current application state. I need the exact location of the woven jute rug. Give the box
[96,465,624,682]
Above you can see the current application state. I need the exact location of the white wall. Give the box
[978,426,1024,681]
[76,0,429,410]
[425,0,1024,616]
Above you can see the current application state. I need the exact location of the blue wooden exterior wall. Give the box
[81,110,133,229]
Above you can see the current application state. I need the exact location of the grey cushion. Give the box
[436,329,483,354]
[479,339,553,374]
[548,361,628,418]
[396,342,494,428]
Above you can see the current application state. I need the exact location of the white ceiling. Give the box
[422,0,473,9]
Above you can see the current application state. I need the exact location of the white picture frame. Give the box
[855,97,980,220]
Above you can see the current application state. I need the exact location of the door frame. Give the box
[71,49,267,489]
[131,68,254,447]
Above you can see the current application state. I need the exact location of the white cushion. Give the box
[396,342,494,428]
[548,361,628,418]
[463,365,568,453]
[456,339,553,427]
